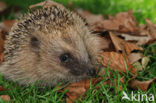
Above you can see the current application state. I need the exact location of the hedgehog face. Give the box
[59,53,96,77]
[29,26,97,86]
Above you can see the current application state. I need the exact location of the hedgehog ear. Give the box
[30,36,40,52]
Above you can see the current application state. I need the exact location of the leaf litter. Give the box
[0,0,155,102]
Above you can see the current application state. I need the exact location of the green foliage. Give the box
[3,0,156,23]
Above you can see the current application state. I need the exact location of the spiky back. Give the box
[4,6,86,61]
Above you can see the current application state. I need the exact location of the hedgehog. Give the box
[0,6,103,86]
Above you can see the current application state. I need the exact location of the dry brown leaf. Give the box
[92,19,119,32]
[0,31,5,53]
[0,30,7,63]
[128,53,143,64]
[77,10,104,26]
[145,19,156,39]
[66,87,86,103]
[0,95,10,101]
[129,78,156,92]
[60,78,102,103]
[99,36,113,50]
[58,77,121,103]
[137,24,149,36]
[109,32,123,52]
[109,32,143,54]
[122,42,143,55]
[76,7,155,46]
[62,76,125,103]
[77,9,155,46]
[128,55,150,71]
[85,10,138,34]
[0,2,7,12]
[136,20,156,43]
[115,10,137,32]
[62,77,124,103]
[98,52,137,75]
[146,39,156,45]
[66,97,76,103]
[0,53,4,64]
[117,33,151,45]
[0,20,15,32]
[0,20,13,64]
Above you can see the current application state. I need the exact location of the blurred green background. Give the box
[1,0,156,24]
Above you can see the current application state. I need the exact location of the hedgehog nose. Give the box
[87,68,96,77]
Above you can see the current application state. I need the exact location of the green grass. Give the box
[0,0,156,103]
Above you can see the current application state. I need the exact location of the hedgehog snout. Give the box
[86,68,96,77]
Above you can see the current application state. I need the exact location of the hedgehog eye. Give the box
[30,36,40,52]
[60,53,70,62]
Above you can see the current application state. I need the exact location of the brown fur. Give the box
[0,6,103,86]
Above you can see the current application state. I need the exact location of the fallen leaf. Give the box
[122,42,143,55]
[0,20,15,32]
[58,77,122,103]
[109,32,143,54]
[146,39,156,45]
[77,8,155,46]
[61,77,124,103]
[128,55,150,71]
[84,10,139,34]
[137,24,149,36]
[128,53,143,64]
[98,52,137,75]
[99,36,113,51]
[116,33,151,45]
[109,32,123,52]
[0,20,12,64]
[0,30,7,63]
[115,10,138,33]
[0,31,5,53]
[66,87,86,102]
[66,97,76,103]
[0,95,10,101]
[129,78,156,92]
[77,10,104,26]
[61,78,102,103]
[77,10,155,46]
[0,53,4,64]
[145,19,156,39]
